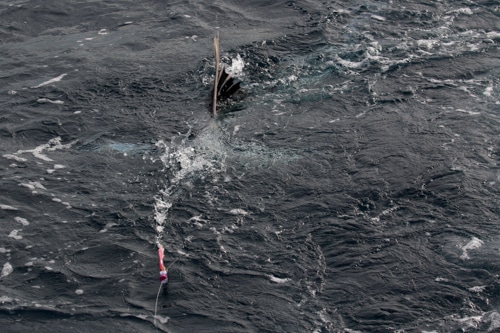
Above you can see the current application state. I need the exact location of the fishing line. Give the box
[154,282,163,331]
[154,245,178,331]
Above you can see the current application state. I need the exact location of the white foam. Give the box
[153,132,228,240]
[8,230,22,240]
[417,39,439,50]
[460,237,484,260]
[189,215,208,227]
[484,84,493,97]
[2,154,27,162]
[14,217,29,226]
[154,196,172,227]
[31,73,67,88]
[486,31,500,39]
[469,285,486,293]
[0,204,17,210]
[233,125,241,136]
[1,262,13,278]
[371,15,386,21]
[75,289,84,295]
[455,109,481,115]
[371,206,400,223]
[47,163,66,174]
[12,137,76,162]
[450,8,474,15]
[456,315,482,329]
[228,208,248,216]
[154,315,169,324]
[268,275,291,283]
[36,98,64,105]
[226,54,245,77]
[0,296,13,303]
[20,181,46,191]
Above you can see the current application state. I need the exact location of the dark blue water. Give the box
[1,1,499,332]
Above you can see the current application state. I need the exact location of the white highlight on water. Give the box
[228,208,248,216]
[371,15,386,21]
[0,204,18,210]
[31,73,67,88]
[37,98,64,105]
[268,275,291,283]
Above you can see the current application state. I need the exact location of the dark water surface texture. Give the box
[1,1,499,332]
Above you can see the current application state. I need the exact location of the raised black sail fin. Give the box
[210,33,242,116]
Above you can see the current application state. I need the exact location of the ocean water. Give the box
[1,1,499,332]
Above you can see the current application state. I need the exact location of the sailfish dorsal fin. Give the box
[211,32,242,116]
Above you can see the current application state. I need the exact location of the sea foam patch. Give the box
[226,54,245,77]
[1,262,13,278]
[0,296,13,304]
[14,217,29,226]
[20,181,46,191]
[2,154,27,162]
[8,230,22,240]
[8,137,76,163]
[460,237,484,260]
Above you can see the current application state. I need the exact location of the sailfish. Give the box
[211,32,242,116]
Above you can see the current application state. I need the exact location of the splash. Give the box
[153,124,227,244]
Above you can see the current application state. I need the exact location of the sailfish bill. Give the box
[211,32,242,116]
